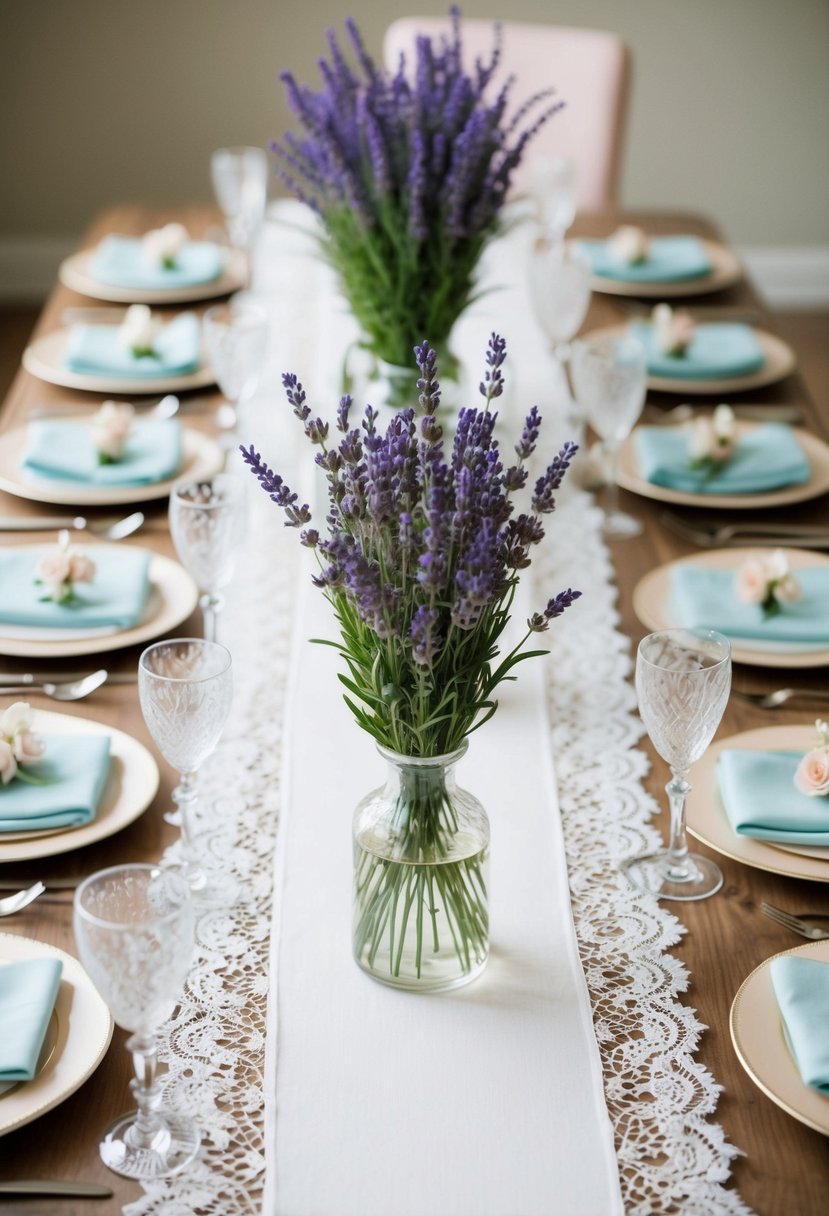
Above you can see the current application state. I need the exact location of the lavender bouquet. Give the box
[272,8,563,385]
[242,336,580,988]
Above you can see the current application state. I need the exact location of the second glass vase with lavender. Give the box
[353,744,489,991]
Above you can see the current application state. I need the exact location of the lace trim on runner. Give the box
[541,487,754,1216]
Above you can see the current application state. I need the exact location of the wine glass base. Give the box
[162,860,239,910]
[601,510,643,539]
[100,1110,200,1180]
[621,851,723,902]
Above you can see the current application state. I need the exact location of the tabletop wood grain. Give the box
[0,204,827,1216]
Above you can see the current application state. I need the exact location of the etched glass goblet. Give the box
[138,639,235,907]
[74,864,196,1179]
[528,241,592,452]
[169,474,247,644]
[623,628,731,901]
[530,153,577,242]
[571,331,647,538]
[210,145,268,276]
[202,296,268,431]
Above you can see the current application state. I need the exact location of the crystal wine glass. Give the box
[73,864,197,1179]
[527,241,592,450]
[529,153,577,243]
[169,474,247,644]
[138,639,235,907]
[622,628,731,901]
[570,331,647,538]
[202,295,269,431]
[210,145,268,276]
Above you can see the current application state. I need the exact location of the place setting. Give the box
[0,395,224,508]
[584,300,796,395]
[59,220,247,304]
[572,223,744,297]
[22,303,216,395]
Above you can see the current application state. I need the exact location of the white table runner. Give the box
[264,571,622,1216]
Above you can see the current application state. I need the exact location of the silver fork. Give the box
[761,902,829,941]
[733,687,829,709]
[660,511,829,550]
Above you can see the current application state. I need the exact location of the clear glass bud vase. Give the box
[352,743,489,992]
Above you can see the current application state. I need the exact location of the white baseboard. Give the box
[1,234,828,311]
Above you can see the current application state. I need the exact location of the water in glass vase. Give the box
[352,745,489,993]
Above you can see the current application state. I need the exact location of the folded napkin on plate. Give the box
[629,320,765,380]
[0,957,62,1082]
[0,734,111,832]
[576,235,711,282]
[670,565,829,643]
[90,234,223,290]
[770,956,829,1094]
[0,545,151,630]
[24,419,182,487]
[635,423,810,494]
[64,313,200,378]
[718,748,829,844]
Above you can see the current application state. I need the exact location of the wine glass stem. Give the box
[603,441,620,519]
[199,593,223,644]
[173,772,205,889]
[126,1032,163,1147]
[664,770,693,882]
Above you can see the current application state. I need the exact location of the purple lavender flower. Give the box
[528,588,582,631]
[532,441,579,513]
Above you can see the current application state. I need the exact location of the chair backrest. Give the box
[383,17,631,210]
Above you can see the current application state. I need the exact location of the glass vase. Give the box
[352,743,489,993]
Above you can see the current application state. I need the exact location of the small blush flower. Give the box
[652,303,695,356]
[119,304,161,358]
[35,550,72,588]
[775,572,802,604]
[734,558,767,605]
[688,418,714,462]
[13,729,44,764]
[608,225,649,265]
[142,222,188,269]
[34,531,95,604]
[0,739,17,786]
[794,748,829,797]
[90,401,134,463]
[68,552,96,583]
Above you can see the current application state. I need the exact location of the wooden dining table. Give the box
[0,204,827,1216]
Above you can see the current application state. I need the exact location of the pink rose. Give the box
[68,552,96,583]
[0,739,17,785]
[735,559,767,605]
[35,551,71,586]
[794,748,829,797]
[13,729,44,764]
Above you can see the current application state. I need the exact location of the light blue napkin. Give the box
[0,734,111,831]
[629,321,765,380]
[90,234,223,290]
[64,313,200,378]
[770,956,829,1094]
[24,419,182,487]
[634,424,810,494]
[576,235,711,282]
[670,565,829,643]
[0,546,151,629]
[718,749,829,844]
[0,957,62,1082]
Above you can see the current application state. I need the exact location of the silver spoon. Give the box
[0,669,108,701]
[27,394,180,422]
[0,510,145,539]
[0,883,46,917]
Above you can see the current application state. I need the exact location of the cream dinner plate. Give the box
[0,547,199,659]
[584,324,796,395]
[0,707,159,862]
[617,423,829,510]
[0,424,225,507]
[59,245,247,304]
[633,547,829,668]
[0,932,113,1136]
[579,238,743,299]
[685,724,829,882]
[730,939,829,1136]
[22,329,216,395]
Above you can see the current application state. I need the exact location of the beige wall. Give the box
[1,0,828,248]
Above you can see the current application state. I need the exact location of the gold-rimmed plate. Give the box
[583,324,796,395]
[0,932,113,1136]
[730,939,829,1136]
[0,424,224,508]
[617,423,829,510]
[59,246,246,305]
[0,707,159,862]
[578,238,742,299]
[0,546,199,659]
[686,724,829,882]
[22,329,216,396]
[633,547,829,668]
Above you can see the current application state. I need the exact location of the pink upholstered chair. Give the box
[383,17,631,210]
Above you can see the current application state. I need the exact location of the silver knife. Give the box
[0,515,101,532]
[0,878,83,890]
[0,671,137,685]
[0,1180,113,1197]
